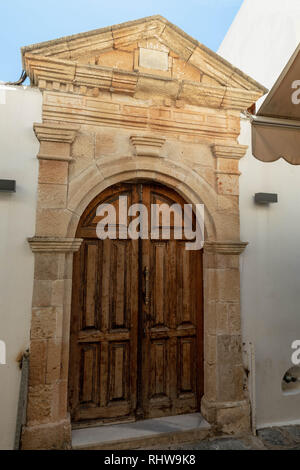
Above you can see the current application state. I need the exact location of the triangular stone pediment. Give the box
[22,15,267,94]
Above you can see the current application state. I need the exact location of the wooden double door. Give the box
[69,182,203,425]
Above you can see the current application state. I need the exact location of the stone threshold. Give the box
[72,413,211,450]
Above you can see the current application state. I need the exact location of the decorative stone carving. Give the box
[23,53,264,110]
[211,143,248,160]
[130,135,166,157]
[42,91,241,141]
[34,122,80,144]
[204,241,248,255]
[28,237,83,253]
[22,16,266,111]
[34,122,80,162]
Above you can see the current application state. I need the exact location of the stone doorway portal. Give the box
[20,14,266,449]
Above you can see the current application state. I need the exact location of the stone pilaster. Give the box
[212,144,247,196]
[21,238,83,450]
[201,241,250,434]
[33,122,80,237]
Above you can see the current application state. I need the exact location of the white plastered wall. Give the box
[0,84,41,449]
[219,0,300,427]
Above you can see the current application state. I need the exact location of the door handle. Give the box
[143,266,150,306]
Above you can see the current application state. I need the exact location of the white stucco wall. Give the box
[0,84,41,449]
[219,0,300,428]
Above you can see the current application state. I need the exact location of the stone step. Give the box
[72,413,211,450]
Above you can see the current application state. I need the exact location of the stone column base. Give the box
[21,417,71,450]
[201,396,251,435]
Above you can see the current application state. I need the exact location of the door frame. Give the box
[24,159,249,449]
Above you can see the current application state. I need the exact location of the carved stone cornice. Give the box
[130,135,166,157]
[33,122,80,162]
[23,53,263,112]
[42,91,240,141]
[211,143,248,160]
[34,122,80,144]
[204,241,248,255]
[28,237,83,253]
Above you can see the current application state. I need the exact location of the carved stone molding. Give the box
[34,122,80,144]
[23,53,263,111]
[130,135,166,157]
[211,143,248,160]
[21,15,267,97]
[43,91,240,141]
[36,153,74,162]
[33,122,80,162]
[28,237,83,253]
[202,396,249,410]
[204,241,248,255]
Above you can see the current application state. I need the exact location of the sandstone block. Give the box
[206,269,240,302]
[38,183,67,209]
[35,208,72,237]
[26,384,54,424]
[204,362,217,401]
[38,160,69,185]
[205,334,217,365]
[32,280,52,307]
[46,339,62,384]
[217,334,243,366]
[31,306,59,340]
[21,418,71,450]
[29,340,47,386]
[34,253,65,281]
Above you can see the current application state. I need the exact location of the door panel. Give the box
[143,242,201,417]
[140,184,202,418]
[69,185,139,423]
[69,182,203,425]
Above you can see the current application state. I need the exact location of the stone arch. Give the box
[66,157,218,241]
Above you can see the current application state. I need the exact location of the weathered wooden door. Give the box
[69,182,203,425]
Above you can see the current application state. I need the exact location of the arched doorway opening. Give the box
[68,181,204,426]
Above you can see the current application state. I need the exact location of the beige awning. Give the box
[252,116,300,165]
[252,42,300,165]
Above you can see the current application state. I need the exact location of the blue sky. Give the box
[0,0,243,82]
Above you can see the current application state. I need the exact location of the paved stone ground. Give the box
[149,425,300,450]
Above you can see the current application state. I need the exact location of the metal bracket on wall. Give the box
[0,180,16,192]
[254,193,278,204]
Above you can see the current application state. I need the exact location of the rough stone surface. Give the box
[284,425,300,443]
[172,437,255,451]
[257,426,300,449]
[149,425,300,450]
[22,418,71,450]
